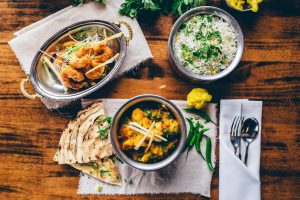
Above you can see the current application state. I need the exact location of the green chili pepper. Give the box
[195,128,209,160]
[183,107,217,125]
[190,121,200,146]
[186,120,201,158]
[205,135,214,172]
[184,118,195,150]
[189,134,197,147]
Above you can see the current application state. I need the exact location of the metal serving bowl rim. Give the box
[30,20,127,101]
[110,94,187,171]
[168,6,244,82]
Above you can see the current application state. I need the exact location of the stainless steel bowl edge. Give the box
[110,94,187,171]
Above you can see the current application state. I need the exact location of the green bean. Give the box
[205,135,214,172]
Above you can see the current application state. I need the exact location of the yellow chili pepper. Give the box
[187,88,212,110]
[227,0,245,10]
[227,0,263,12]
[247,0,263,12]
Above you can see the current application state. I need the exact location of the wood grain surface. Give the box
[0,0,299,199]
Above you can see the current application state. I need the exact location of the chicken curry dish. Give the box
[118,103,181,163]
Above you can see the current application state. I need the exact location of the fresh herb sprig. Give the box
[119,0,161,18]
[119,0,207,18]
[171,0,207,16]
[72,0,207,18]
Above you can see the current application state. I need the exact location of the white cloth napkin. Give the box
[8,1,153,109]
[219,99,263,200]
[78,99,217,197]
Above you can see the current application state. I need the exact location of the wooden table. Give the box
[0,0,299,199]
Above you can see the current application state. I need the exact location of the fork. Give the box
[230,116,244,159]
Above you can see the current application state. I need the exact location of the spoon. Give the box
[241,118,259,165]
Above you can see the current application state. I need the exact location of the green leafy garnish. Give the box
[72,0,207,19]
[96,185,103,192]
[97,116,112,140]
[171,0,207,16]
[119,0,161,18]
[119,0,207,19]
[88,161,94,166]
[125,178,133,184]
[98,129,108,140]
[100,170,109,175]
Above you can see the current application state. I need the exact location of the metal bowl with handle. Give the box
[110,95,187,171]
[20,20,133,101]
[168,6,244,83]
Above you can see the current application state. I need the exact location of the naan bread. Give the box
[71,158,122,186]
[57,102,113,164]
[55,101,121,186]
[80,121,113,163]
[54,153,121,186]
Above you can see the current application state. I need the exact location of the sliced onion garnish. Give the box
[41,56,68,92]
[134,121,155,151]
[68,33,79,42]
[39,50,63,63]
[127,121,168,142]
[94,32,123,46]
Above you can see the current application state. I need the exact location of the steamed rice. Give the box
[174,14,238,76]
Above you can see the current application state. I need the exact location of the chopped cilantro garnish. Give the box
[97,116,112,140]
[100,170,109,175]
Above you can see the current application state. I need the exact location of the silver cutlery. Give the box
[230,116,244,159]
[241,118,259,165]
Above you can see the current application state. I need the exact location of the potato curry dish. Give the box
[118,104,181,163]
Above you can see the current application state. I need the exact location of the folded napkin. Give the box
[8,1,153,109]
[78,99,217,197]
[219,100,263,200]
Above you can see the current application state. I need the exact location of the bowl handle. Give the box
[114,21,133,46]
[20,75,42,100]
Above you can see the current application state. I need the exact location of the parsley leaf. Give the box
[119,0,207,19]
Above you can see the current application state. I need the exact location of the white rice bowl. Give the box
[174,14,238,76]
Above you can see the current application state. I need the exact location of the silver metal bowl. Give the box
[20,20,132,101]
[168,6,244,82]
[110,95,187,171]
